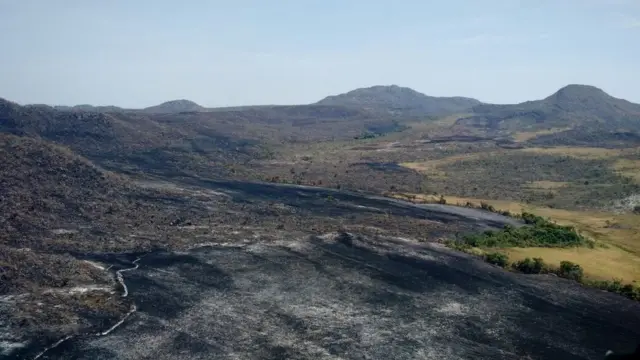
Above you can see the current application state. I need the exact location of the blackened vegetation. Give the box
[37,237,640,360]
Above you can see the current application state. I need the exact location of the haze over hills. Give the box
[315,85,482,117]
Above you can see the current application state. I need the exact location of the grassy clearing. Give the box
[518,146,623,159]
[392,192,640,282]
[613,159,640,183]
[407,114,470,130]
[524,181,569,192]
[512,128,571,142]
[402,146,634,170]
[400,152,496,178]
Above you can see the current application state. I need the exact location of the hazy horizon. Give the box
[1,0,639,108]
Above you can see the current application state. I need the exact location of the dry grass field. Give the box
[392,192,640,282]
[512,128,572,142]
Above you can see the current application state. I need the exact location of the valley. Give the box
[2,83,640,359]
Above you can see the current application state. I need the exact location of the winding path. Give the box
[116,257,142,298]
[31,257,143,360]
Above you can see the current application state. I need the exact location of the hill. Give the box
[315,85,482,117]
[141,99,206,113]
[0,133,136,248]
[458,84,640,134]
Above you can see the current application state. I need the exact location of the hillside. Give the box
[0,133,133,247]
[0,98,413,179]
[0,98,272,178]
[315,85,481,117]
[458,84,640,134]
[141,99,206,113]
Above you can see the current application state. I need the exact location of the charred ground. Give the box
[2,84,640,359]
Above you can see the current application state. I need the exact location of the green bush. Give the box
[459,213,587,248]
[557,261,584,281]
[484,252,509,268]
[512,257,547,274]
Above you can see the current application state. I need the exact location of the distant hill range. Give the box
[8,84,640,145]
[52,99,206,114]
[315,85,482,117]
[458,84,640,131]
[141,99,206,114]
[31,84,640,128]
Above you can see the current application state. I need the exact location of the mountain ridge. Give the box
[458,84,640,132]
[141,99,206,114]
[9,83,640,116]
[315,84,482,117]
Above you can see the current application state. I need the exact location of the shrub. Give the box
[557,261,584,281]
[512,257,547,274]
[633,205,640,214]
[438,195,447,204]
[484,252,509,268]
[521,212,545,225]
[589,279,640,301]
[480,202,496,212]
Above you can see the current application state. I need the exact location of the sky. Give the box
[0,0,639,108]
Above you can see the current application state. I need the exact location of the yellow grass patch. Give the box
[519,146,623,159]
[512,127,571,142]
[505,247,640,283]
[392,192,640,282]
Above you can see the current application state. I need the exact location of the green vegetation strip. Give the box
[445,212,640,302]
[462,212,591,248]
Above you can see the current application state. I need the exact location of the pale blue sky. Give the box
[1,0,639,107]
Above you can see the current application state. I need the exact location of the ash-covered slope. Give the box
[35,234,640,360]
